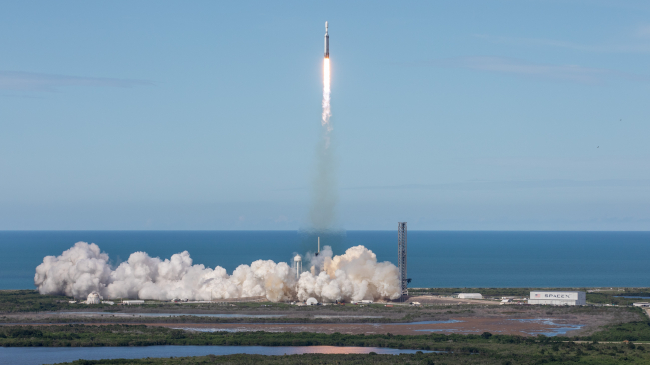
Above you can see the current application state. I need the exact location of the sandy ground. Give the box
[2,298,642,338]
[406,295,502,306]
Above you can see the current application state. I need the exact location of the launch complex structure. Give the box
[398,222,408,299]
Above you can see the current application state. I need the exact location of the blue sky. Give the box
[1,1,649,230]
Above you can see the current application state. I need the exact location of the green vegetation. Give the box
[0,324,544,347]
[0,319,648,364]
[3,319,650,348]
[0,324,646,364]
[585,320,650,342]
[0,290,113,313]
[586,292,650,306]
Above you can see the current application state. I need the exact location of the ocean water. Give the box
[1,231,649,290]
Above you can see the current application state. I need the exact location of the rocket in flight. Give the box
[324,21,329,58]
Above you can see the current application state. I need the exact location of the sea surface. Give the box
[1,231,649,290]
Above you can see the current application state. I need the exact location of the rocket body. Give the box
[324,21,329,58]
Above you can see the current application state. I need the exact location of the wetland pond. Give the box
[58,312,285,318]
[0,345,431,365]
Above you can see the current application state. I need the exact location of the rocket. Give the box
[324,21,329,58]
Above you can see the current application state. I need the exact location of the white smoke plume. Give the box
[34,242,401,303]
[310,57,337,230]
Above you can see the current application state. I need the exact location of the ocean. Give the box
[1,231,649,290]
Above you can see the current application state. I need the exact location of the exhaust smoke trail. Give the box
[310,25,337,231]
[32,23,402,304]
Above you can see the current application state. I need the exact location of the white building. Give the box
[306,297,318,306]
[122,300,145,305]
[529,291,586,306]
[458,293,483,299]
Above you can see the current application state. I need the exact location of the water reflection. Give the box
[508,318,583,336]
[0,345,431,365]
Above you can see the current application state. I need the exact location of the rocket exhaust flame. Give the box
[322,58,332,137]
[322,21,331,137]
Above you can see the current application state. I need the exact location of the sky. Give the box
[1,0,649,230]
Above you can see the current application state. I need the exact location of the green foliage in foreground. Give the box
[0,290,73,313]
[0,324,532,348]
[0,290,116,313]
[56,344,650,365]
[3,319,650,348]
[585,321,650,342]
[0,322,649,364]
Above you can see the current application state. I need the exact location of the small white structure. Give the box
[458,293,483,299]
[86,292,102,304]
[294,255,302,279]
[68,300,77,304]
[529,291,586,306]
[102,301,114,305]
[360,300,373,304]
[306,297,318,306]
[122,300,145,305]
[410,301,421,306]
[632,302,650,307]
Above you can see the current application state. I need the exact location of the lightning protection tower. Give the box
[398,222,408,299]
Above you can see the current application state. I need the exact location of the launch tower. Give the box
[398,222,408,299]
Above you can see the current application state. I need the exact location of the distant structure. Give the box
[529,291,586,306]
[458,293,483,299]
[398,222,408,299]
[122,300,145,305]
[85,292,101,304]
[294,255,302,279]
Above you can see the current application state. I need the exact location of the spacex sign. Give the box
[531,292,579,300]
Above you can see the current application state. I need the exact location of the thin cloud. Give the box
[475,33,650,53]
[0,71,153,92]
[635,24,650,39]
[347,179,650,191]
[433,56,649,85]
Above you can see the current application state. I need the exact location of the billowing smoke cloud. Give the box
[34,242,400,303]
[298,245,401,302]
